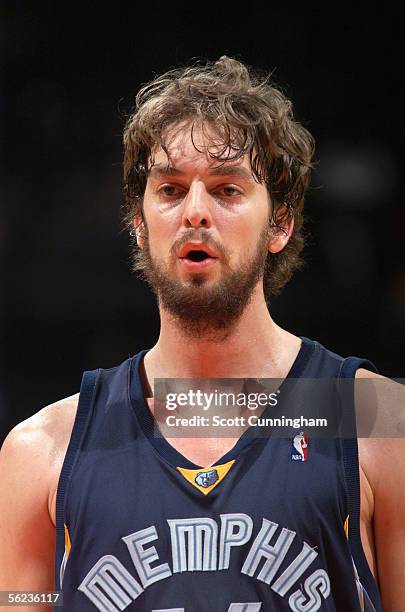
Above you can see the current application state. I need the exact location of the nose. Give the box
[181,181,213,229]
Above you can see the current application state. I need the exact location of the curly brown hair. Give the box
[122,56,315,298]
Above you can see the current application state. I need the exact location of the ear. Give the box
[133,214,146,249]
[267,204,294,254]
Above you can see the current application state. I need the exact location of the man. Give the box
[0,56,404,611]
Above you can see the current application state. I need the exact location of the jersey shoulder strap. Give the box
[54,368,100,589]
[340,355,381,610]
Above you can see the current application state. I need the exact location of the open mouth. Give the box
[185,250,212,262]
[177,245,219,270]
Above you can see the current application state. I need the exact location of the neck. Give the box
[144,287,301,380]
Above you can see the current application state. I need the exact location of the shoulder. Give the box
[0,394,79,525]
[355,369,405,604]
[355,367,404,439]
[0,396,79,589]
[1,393,79,465]
[354,368,405,496]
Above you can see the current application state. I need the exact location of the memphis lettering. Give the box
[73,513,331,611]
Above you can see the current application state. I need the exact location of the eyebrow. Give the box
[148,164,255,182]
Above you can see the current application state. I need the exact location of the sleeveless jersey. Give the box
[54,336,383,611]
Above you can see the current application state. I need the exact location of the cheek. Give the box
[145,210,179,254]
[218,214,265,246]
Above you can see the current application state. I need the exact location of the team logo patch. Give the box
[177,460,235,495]
[291,431,308,461]
[195,469,219,488]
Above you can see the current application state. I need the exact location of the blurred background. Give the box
[1,4,403,441]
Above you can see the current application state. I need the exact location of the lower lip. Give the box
[179,257,218,272]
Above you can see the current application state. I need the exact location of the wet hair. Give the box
[122,56,315,297]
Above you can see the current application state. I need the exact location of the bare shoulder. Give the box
[355,368,405,532]
[355,367,405,444]
[355,370,405,604]
[355,368,405,475]
[355,368,405,528]
[1,393,79,467]
[0,393,79,527]
[0,396,79,590]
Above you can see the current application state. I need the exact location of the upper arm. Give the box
[362,437,405,611]
[0,422,56,593]
[356,369,405,610]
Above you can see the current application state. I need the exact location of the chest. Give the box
[63,436,346,534]
[59,436,365,611]
[50,433,375,537]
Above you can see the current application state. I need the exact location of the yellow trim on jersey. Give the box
[177,460,236,495]
[344,514,349,539]
[64,523,72,558]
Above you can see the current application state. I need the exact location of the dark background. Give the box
[1,4,403,442]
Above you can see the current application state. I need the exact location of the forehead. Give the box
[149,121,255,176]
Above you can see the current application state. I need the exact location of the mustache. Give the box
[170,229,228,259]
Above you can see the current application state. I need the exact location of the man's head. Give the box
[122,57,314,337]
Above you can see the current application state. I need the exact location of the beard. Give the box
[131,224,271,341]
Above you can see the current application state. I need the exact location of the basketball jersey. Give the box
[54,336,383,611]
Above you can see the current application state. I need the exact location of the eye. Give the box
[217,185,243,197]
[157,184,184,198]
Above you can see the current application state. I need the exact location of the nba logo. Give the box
[291,431,308,461]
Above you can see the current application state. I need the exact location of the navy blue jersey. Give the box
[55,337,382,611]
